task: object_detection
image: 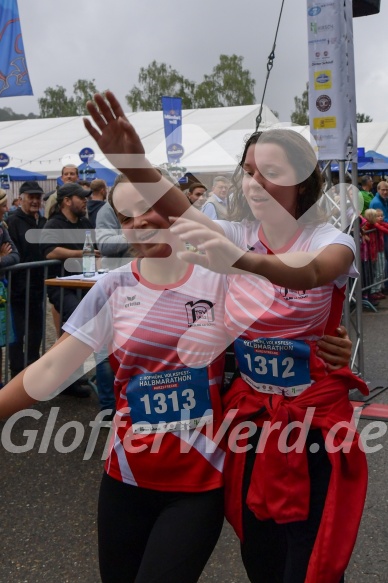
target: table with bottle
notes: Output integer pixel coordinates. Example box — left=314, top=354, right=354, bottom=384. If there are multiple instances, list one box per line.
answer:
left=44, top=229, right=106, bottom=289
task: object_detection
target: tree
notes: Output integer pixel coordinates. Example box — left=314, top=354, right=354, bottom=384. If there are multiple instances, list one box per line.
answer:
left=0, top=107, right=38, bottom=121
left=38, top=79, right=99, bottom=118
left=125, top=55, right=256, bottom=111
left=73, top=79, right=99, bottom=115
left=356, top=112, right=373, bottom=123
left=126, top=61, right=196, bottom=111
left=194, top=54, right=256, bottom=108
left=290, top=83, right=309, bottom=125
left=38, top=85, right=76, bottom=117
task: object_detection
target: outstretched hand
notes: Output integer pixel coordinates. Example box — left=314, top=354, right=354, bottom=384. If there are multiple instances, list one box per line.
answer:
left=170, top=217, right=247, bottom=274
left=84, top=91, right=146, bottom=171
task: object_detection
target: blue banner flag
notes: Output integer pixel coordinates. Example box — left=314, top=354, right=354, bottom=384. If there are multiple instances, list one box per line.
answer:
left=0, top=0, right=33, bottom=97
left=161, top=96, right=183, bottom=163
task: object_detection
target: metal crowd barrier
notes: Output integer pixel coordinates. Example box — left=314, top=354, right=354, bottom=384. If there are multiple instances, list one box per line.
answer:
left=359, top=227, right=388, bottom=312
left=0, top=259, right=63, bottom=383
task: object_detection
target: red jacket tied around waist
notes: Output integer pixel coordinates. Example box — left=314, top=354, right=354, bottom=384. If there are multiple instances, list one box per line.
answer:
left=222, top=367, right=368, bottom=583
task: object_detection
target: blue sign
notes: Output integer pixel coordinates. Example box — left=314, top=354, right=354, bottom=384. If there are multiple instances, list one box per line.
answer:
left=316, top=74, right=330, bottom=85
left=162, top=96, right=183, bottom=163
left=79, top=147, right=95, bottom=164
left=308, top=6, right=321, bottom=16
left=167, top=143, right=185, bottom=161
left=0, top=153, right=10, bottom=168
left=0, top=0, right=33, bottom=97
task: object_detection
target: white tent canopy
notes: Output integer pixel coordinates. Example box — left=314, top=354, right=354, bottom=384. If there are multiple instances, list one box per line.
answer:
left=0, top=104, right=279, bottom=179
left=3, top=106, right=388, bottom=179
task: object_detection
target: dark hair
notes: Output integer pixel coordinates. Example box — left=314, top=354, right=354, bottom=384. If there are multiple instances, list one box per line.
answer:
left=229, top=129, right=324, bottom=223
left=188, top=182, right=206, bottom=193
left=360, top=175, right=372, bottom=187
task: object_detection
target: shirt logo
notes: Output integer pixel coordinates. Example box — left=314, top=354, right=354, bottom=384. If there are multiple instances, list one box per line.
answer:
left=125, top=295, right=140, bottom=307
left=185, top=300, right=215, bottom=327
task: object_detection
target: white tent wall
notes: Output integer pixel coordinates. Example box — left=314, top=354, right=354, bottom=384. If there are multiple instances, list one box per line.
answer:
left=3, top=115, right=387, bottom=182
left=0, top=104, right=279, bottom=179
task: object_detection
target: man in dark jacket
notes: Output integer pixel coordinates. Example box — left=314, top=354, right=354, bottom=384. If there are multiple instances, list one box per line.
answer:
left=8, top=181, right=46, bottom=377
left=40, top=182, right=96, bottom=397
left=87, top=178, right=108, bottom=228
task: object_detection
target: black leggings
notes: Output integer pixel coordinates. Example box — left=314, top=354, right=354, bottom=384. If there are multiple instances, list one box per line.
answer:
left=241, top=429, right=345, bottom=583
left=98, top=473, right=224, bottom=583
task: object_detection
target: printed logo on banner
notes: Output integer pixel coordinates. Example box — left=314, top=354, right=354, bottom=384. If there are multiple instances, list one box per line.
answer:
left=167, top=143, right=184, bottom=160
left=310, top=22, right=334, bottom=34
left=164, top=109, right=180, bottom=125
left=313, top=117, right=337, bottom=130
left=185, top=300, right=215, bottom=327
left=316, top=95, right=332, bottom=113
left=314, top=71, right=332, bottom=90
left=308, top=6, right=321, bottom=16
left=309, top=38, right=328, bottom=45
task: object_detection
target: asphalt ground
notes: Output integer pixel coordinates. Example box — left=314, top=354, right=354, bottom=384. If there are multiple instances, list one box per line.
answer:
left=1, top=304, right=388, bottom=583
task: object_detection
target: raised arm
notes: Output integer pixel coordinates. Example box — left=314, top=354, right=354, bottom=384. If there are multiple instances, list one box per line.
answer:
left=84, top=92, right=224, bottom=234
left=0, top=333, right=93, bottom=419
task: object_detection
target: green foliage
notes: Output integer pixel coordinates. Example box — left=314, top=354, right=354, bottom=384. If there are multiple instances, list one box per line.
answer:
left=126, top=61, right=196, bottom=111
left=0, top=106, right=37, bottom=121
left=126, top=54, right=256, bottom=111
left=73, top=79, right=99, bottom=115
left=194, top=55, right=256, bottom=108
left=290, top=83, right=309, bottom=125
left=356, top=112, right=373, bottom=123
left=38, top=85, right=76, bottom=117
left=38, top=79, right=99, bottom=118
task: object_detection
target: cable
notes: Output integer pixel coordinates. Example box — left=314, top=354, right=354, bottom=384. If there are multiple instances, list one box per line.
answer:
left=255, top=0, right=286, bottom=131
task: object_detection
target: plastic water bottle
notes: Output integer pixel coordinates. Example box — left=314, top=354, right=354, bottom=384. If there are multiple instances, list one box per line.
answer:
left=82, top=230, right=95, bottom=277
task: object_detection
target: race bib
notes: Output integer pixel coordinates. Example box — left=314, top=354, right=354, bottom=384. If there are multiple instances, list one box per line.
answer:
left=234, top=337, right=311, bottom=397
left=126, top=368, right=213, bottom=433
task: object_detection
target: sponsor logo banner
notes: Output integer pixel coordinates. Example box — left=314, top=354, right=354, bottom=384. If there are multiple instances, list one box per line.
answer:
left=307, top=0, right=357, bottom=160
left=161, top=96, right=183, bottom=164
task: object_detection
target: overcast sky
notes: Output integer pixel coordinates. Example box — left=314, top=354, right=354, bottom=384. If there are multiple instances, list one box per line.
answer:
left=1, top=0, right=387, bottom=122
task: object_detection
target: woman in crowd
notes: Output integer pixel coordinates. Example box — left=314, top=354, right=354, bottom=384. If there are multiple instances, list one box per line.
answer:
left=82, top=92, right=368, bottom=583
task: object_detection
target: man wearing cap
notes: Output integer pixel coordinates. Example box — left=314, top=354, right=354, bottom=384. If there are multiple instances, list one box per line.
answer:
left=44, top=164, right=79, bottom=219
left=8, top=181, right=47, bottom=377
left=87, top=179, right=108, bottom=228
left=40, top=183, right=97, bottom=397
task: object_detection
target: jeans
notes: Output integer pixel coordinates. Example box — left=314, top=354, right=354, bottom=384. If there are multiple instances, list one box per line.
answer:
left=9, top=299, right=43, bottom=375
left=94, top=345, right=115, bottom=411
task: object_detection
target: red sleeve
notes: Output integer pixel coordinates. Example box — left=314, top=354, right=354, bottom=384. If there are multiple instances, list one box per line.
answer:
left=375, top=222, right=388, bottom=234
